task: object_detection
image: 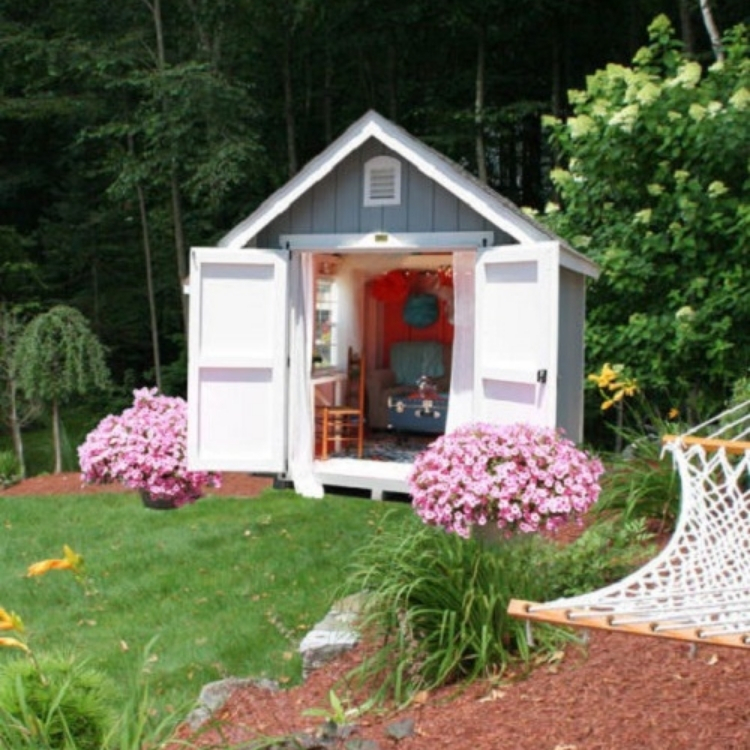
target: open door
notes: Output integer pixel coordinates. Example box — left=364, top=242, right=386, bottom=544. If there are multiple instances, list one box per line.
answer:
left=187, top=248, right=289, bottom=472
left=474, top=242, right=559, bottom=427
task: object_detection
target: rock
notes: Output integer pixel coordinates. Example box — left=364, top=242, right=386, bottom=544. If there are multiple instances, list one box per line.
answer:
left=385, top=717, right=416, bottom=740
left=299, top=593, right=366, bottom=678
left=186, top=676, right=278, bottom=730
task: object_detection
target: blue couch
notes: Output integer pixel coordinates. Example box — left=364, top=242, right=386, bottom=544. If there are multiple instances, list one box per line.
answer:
left=367, top=341, right=451, bottom=431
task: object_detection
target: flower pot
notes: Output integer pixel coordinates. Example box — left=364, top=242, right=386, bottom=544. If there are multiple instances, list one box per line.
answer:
left=471, top=522, right=503, bottom=547
left=140, top=491, right=176, bottom=510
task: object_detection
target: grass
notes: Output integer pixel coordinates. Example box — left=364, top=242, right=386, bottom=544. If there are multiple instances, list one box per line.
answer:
left=0, top=489, right=412, bottom=715
left=0, top=403, right=104, bottom=477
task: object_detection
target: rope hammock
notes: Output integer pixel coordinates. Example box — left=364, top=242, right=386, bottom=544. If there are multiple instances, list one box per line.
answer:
left=508, top=400, right=750, bottom=649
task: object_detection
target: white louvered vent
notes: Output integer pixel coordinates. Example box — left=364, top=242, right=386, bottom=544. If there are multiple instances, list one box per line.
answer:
left=364, top=156, right=401, bottom=206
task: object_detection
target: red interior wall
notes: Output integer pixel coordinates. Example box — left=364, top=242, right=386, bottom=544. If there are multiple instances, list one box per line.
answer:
left=380, top=299, right=453, bottom=368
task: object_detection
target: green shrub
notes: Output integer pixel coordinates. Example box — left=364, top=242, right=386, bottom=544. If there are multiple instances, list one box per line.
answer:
left=595, top=432, right=680, bottom=531
left=536, top=517, right=656, bottom=599
left=0, top=654, right=116, bottom=750
left=0, top=451, right=21, bottom=488
left=720, top=377, right=750, bottom=435
left=344, top=512, right=655, bottom=706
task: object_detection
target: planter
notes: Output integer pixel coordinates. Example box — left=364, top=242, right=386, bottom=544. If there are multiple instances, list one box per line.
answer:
left=140, top=491, right=177, bottom=510
left=471, top=522, right=503, bottom=548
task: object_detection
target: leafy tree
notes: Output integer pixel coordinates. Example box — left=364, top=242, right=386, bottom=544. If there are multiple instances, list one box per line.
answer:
left=12, top=306, right=111, bottom=473
left=0, top=307, right=41, bottom=477
left=542, top=16, right=750, bottom=415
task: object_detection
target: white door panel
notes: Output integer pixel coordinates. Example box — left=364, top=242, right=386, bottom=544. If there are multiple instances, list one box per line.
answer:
left=188, top=248, right=289, bottom=472
left=475, top=243, right=558, bottom=427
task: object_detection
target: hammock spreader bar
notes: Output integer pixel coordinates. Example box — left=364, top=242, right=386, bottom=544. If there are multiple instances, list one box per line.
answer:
left=507, top=598, right=750, bottom=648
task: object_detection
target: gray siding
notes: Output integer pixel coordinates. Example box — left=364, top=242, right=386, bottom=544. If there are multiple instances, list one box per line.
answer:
left=556, top=267, right=587, bottom=443
left=257, top=140, right=513, bottom=247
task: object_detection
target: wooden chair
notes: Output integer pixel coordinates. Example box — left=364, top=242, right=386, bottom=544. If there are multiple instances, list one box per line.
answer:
left=318, top=349, right=366, bottom=460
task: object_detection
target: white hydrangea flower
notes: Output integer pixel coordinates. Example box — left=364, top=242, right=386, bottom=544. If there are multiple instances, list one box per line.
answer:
left=667, top=61, right=702, bottom=89
left=634, top=208, right=653, bottom=225
left=568, top=114, right=596, bottom=139
left=675, top=306, right=695, bottom=322
left=729, top=87, right=750, bottom=110
left=707, top=181, right=729, bottom=198
left=608, top=104, right=639, bottom=132
left=636, top=82, right=661, bottom=106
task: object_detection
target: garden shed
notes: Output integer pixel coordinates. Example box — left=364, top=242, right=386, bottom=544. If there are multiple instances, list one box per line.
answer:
left=186, top=110, right=599, bottom=498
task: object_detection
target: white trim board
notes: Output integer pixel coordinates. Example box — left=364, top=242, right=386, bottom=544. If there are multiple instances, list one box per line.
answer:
left=279, top=231, right=495, bottom=251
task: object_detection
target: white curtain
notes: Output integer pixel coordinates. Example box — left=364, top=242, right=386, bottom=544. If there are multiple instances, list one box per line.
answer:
left=446, top=250, right=476, bottom=432
left=289, top=252, right=324, bottom=498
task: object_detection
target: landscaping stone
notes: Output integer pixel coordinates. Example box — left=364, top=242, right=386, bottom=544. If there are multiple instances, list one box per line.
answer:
left=299, top=593, right=366, bottom=679
left=186, top=676, right=279, bottom=730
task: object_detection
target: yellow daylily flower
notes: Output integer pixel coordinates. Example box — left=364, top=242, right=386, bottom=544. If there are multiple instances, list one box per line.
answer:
left=0, top=637, right=29, bottom=653
left=27, top=545, right=84, bottom=578
left=668, top=407, right=680, bottom=420
left=63, top=545, right=84, bottom=571
left=588, top=363, right=619, bottom=389
left=0, top=608, right=24, bottom=633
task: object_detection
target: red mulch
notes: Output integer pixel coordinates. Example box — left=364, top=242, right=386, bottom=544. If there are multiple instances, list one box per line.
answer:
left=0, top=471, right=273, bottom=498
left=5, top=473, right=750, bottom=749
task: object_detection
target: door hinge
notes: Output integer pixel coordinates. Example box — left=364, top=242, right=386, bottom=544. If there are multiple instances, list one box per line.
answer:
left=536, top=369, right=548, bottom=384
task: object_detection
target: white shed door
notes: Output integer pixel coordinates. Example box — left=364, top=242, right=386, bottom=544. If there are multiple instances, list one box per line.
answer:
left=474, top=243, right=559, bottom=427
left=187, top=248, right=289, bottom=472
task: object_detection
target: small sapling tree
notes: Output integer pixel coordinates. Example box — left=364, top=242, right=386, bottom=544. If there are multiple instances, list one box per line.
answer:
left=0, top=307, right=41, bottom=477
left=13, top=306, right=110, bottom=473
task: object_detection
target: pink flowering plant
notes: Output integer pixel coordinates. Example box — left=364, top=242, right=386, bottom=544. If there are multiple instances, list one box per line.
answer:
left=409, top=422, right=604, bottom=538
left=78, top=388, right=220, bottom=507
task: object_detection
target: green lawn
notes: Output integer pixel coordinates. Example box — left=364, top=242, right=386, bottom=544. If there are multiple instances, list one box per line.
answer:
left=0, top=489, right=411, bottom=714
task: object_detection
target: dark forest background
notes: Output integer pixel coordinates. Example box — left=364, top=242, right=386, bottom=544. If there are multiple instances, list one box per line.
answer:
left=1, top=0, right=747, bottom=393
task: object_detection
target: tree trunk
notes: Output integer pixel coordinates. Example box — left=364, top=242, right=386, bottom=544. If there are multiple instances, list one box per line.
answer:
left=551, top=22, right=564, bottom=118
left=678, top=0, right=696, bottom=56
left=130, top=134, right=163, bottom=390
left=474, top=25, right=487, bottom=184
left=387, top=42, right=398, bottom=122
left=282, top=33, right=298, bottom=177
left=52, top=398, right=62, bottom=474
left=8, top=381, right=26, bottom=478
left=323, top=42, right=333, bottom=143
left=170, top=173, right=189, bottom=334
left=699, top=0, right=724, bottom=62
left=145, top=0, right=190, bottom=335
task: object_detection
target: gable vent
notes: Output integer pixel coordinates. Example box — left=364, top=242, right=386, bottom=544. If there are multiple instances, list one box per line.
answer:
left=364, top=155, right=401, bottom=206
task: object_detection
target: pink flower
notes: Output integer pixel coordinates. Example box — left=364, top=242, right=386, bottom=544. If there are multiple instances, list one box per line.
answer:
left=78, top=388, right=221, bottom=507
left=408, top=422, right=603, bottom=538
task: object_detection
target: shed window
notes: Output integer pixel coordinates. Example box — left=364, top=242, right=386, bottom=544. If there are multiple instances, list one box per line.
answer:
left=364, top=156, right=401, bottom=207
left=313, top=275, right=338, bottom=370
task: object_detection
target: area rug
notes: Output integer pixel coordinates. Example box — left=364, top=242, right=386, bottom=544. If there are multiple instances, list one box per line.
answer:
left=330, top=435, right=434, bottom=463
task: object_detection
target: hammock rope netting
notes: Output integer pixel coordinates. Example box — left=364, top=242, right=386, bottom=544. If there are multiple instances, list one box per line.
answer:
left=508, top=401, right=750, bottom=649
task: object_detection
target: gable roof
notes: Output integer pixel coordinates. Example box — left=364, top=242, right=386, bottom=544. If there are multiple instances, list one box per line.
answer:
left=219, top=110, right=597, bottom=276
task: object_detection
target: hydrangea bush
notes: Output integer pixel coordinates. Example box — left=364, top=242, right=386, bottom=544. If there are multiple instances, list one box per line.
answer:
left=409, top=422, right=604, bottom=538
left=78, top=388, right=220, bottom=507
